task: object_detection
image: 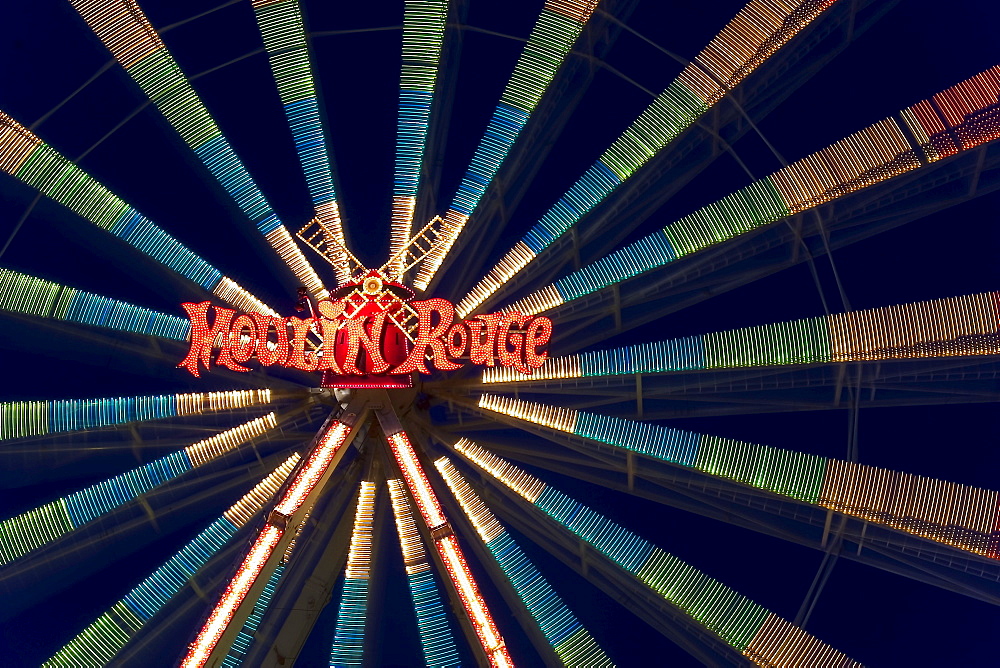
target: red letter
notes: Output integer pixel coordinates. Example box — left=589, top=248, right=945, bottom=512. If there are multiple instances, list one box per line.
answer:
left=468, top=313, right=503, bottom=366
left=341, top=312, right=391, bottom=375
left=251, top=313, right=289, bottom=367
left=316, top=300, right=345, bottom=372
left=497, top=312, right=530, bottom=374
left=392, top=298, right=461, bottom=373
left=524, top=316, right=552, bottom=369
left=445, top=321, right=469, bottom=359
left=178, top=301, right=241, bottom=376
left=288, top=316, right=318, bottom=371
left=229, top=314, right=258, bottom=364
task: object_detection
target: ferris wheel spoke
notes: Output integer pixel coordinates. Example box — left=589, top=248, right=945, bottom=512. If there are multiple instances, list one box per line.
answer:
left=328, top=479, right=378, bottom=666
left=0, top=265, right=190, bottom=338
left=386, top=477, right=463, bottom=666
left=42, top=453, right=299, bottom=667
left=456, top=0, right=842, bottom=317
left=473, top=393, right=1000, bottom=562
left=448, top=427, right=1000, bottom=607
left=218, top=440, right=370, bottom=667
left=413, top=0, right=602, bottom=291
left=435, top=455, right=614, bottom=667
left=386, top=0, right=450, bottom=277
left=503, top=67, right=1000, bottom=319
left=68, top=0, right=329, bottom=299
left=0, top=389, right=273, bottom=442
left=0, top=413, right=277, bottom=569
left=0, top=111, right=279, bottom=316
left=250, top=0, right=352, bottom=286
left=452, top=438, right=861, bottom=666
left=479, top=291, right=1000, bottom=387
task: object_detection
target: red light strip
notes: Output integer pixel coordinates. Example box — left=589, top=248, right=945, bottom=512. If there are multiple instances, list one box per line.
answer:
left=181, top=525, right=283, bottom=668
left=275, top=422, right=350, bottom=515
left=182, top=418, right=352, bottom=666
left=389, top=432, right=447, bottom=528
left=387, top=432, right=513, bottom=667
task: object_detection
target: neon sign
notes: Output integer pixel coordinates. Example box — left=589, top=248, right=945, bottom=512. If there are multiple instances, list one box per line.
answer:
left=178, top=273, right=552, bottom=388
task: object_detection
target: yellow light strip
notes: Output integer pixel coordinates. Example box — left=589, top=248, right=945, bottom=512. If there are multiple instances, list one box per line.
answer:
left=67, top=0, right=163, bottom=68
left=453, top=438, right=546, bottom=504
left=184, top=413, right=277, bottom=467
left=0, top=110, right=41, bottom=173
left=456, top=242, right=537, bottom=318
left=390, top=196, right=417, bottom=275
left=223, top=454, right=300, bottom=527
left=175, top=389, right=272, bottom=416
left=346, top=481, right=377, bottom=579
left=263, top=226, right=330, bottom=299
left=434, top=458, right=504, bottom=544
left=482, top=355, right=580, bottom=383
left=503, top=284, right=563, bottom=318
left=387, top=478, right=431, bottom=574
left=478, top=393, right=577, bottom=433
left=211, top=277, right=281, bottom=318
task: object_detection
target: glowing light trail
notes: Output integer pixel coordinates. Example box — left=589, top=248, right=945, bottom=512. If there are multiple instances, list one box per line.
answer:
left=436, top=457, right=612, bottom=666
left=386, top=430, right=513, bottom=667
left=455, top=439, right=861, bottom=666
left=44, top=455, right=299, bottom=667
left=69, top=0, right=328, bottom=298
left=477, top=395, right=1000, bottom=558
left=501, top=67, right=1000, bottom=316
left=414, top=0, right=602, bottom=290
left=482, top=292, right=1000, bottom=383
left=457, top=0, right=840, bottom=314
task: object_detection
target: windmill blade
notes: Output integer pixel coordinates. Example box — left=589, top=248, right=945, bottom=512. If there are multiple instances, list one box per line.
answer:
left=413, top=0, right=603, bottom=291
left=0, top=112, right=276, bottom=316
left=69, top=0, right=329, bottom=299
left=44, top=454, right=299, bottom=667
left=453, top=438, right=861, bottom=666
left=379, top=214, right=445, bottom=282
left=475, top=393, right=1000, bottom=560
left=477, top=291, right=1000, bottom=385
left=0, top=389, right=272, bottom=442
left=296, top=216, right=367, bottom=280
left=456, top=0, right=842, bottom=315
left=251, top=0, right=352, bottom=286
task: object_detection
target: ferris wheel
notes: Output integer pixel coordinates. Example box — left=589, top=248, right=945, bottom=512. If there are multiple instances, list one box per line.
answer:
left=1, top=0, right=998, bottom=665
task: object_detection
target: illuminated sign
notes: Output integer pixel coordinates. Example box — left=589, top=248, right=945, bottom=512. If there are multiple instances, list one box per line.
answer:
left=178, top=274, right=552, bottom=387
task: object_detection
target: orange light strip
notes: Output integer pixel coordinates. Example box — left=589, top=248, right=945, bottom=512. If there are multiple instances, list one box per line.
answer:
left=274, top=422, right=350, bottom=515
left=181, top=524, right=283, bottom=668
left=387, top=432, right=513, bottom=667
